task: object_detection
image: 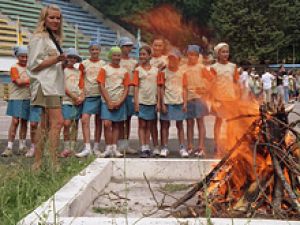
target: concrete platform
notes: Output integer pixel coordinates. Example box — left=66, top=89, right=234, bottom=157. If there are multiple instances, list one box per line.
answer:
left=18, top=158, right=299, bottom=225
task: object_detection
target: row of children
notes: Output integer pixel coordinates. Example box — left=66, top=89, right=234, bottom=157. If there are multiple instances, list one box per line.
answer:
left=2, top=37, right=239, bottom=160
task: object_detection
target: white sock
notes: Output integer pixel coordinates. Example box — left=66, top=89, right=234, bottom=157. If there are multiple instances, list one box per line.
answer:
left=111, top=144, right=117, bottom=151
left=141, top=145, right=147, bottom=151
left=30, top=143, right=35, bottom=150
left=105, top=145, right=111, bottom=152
left=64, top=141, right=70, bottom=150
left=93, top=142, right=99, bottom=151
left=7, top=141, right=13, bottom=149
left=19, top=139, right=25, bottom=149
left=85, top=143, right=91, bottom=151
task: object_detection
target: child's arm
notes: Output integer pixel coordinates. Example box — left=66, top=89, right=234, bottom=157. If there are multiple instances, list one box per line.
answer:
left=132, top=70, right=139, bottom=112
left=114, top=72, right=130, bottom=108
left=182, top=74, right=188, bottom=112
left=10, top=67, right=30, bottom=86
left=97, top=68, right=114, bottom=109
left=157, top=71, right=165, bottom=113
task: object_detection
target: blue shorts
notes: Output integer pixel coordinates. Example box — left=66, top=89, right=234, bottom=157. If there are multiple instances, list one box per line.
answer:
left=138, top=104, right=157, bottom=121
left=187, top=98, right=209, bottom=119
left=160, top=104, right=186, bottom=121
left=62, top=104, right=82, bottom=120
left=126, top=95, right=136, bottom=117
left=29, top=105, right=42, bottom=122
left=6, top=99, right=30, bottom=120
left=82, top=96, right=101, bottom=115
left=101, top=102, right=127, bottom=122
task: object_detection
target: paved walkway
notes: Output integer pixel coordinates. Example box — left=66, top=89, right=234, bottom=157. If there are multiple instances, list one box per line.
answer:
left=0, top=100, right=299, bottom=158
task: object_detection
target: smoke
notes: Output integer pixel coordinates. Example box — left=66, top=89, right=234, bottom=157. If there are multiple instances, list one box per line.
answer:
left=123, top=4, right=211, bottom=51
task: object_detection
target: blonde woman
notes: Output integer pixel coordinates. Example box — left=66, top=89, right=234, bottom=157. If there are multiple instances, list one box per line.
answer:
left=27, top=4, right=66, bottom=170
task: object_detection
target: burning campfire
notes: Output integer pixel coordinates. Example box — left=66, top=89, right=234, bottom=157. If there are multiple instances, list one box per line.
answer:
left=171, top=102, right=300, bottom=220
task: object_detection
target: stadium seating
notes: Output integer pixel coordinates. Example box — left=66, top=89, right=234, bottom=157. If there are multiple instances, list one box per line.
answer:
left=41, top=0, right=118, bottom=46
left=0, top=17, right=29, bottom=56
left=0, top=0, right=91, bottom=57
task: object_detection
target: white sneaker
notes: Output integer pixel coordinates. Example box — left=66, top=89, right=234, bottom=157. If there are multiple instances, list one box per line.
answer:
left=179, top=148, right=189, bottom=158
left=93, top=148, right=102, bottom=157
left=75, top=148, right=92, bottom=158
left=160, top=147, right=169, bottom=158
left=25, top=147, right=35, bottom=158
left=153, top=147, right=160, bottom=156
left=111, top=145, right=123, bottom=158
left=99, top=146, right=113, bottom=158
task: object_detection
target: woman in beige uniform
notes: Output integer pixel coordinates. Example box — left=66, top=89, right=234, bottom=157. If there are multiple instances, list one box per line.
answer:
left=27, top=4, right=66, bottom=170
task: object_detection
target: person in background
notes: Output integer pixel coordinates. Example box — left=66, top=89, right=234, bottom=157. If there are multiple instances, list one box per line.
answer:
left=276, top=64, right=285, bottom=102
left=76, top=41, right=106, bottom=157
left=2, top=46, right=30, bottom=157
left=271, top=70, right=278, bottom=105
left=118, top=37, right=138, bottom=154
left=27, top=4, right=66, bottom=170
left=283, top=71, right=289, bottom=103
left=60, top=48, right=84, bottom=158
left=261, top=68, right=274, bottom=108
left=288, top=70, right=296, bottom=102
left=98, top=47, right=129, bottom=158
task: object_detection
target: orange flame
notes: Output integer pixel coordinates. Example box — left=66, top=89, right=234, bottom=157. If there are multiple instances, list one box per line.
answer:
left=123, top=4, right=210, bottom=50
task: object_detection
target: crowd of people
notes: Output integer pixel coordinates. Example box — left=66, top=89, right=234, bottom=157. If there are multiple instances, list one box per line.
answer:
left=239, top=66, right=300, bottom=107
left=2, top=4, right=299, bottom=170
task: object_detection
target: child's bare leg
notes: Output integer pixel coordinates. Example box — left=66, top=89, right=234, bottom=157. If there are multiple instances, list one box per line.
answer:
left=187, top=119, right=194, bottom=151
left=33, top=111, right=46, bottom=170
left=161, top=120, right=170, bottom=147
left=196, top=117, right=206, bottom=150
left=63, top=120, right=71, bottom=142
left=94, top=114, right=102, bottom=143
left=138, top=119, right=146, bottom=146
left=103, top=120, right=113, bottom=145
left=8, top=117, right=19, bottom=142
left=150, top=118, right=159, bottom=147
left=81, top=113, right=91, bottom=144
left=19, top=119, right=28, bottom=141
left=176, top=120, right=184, bottom=146
left=112, top=122, right=120, bottom=145
left=214, top=117, right=222, bottom=151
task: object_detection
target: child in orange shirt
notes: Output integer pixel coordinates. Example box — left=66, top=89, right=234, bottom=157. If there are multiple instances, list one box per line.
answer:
left=97, top=47, right=129, bottom=157
left=182, top=45, right=210, bottom=157
left=118, top=37, right=138, bottom=154
left=133, top=45, right=160, bottom=158
left=158, top=49, right=188, bottom=157
left=2, top=46, right=30, bottom=157
left=76, top=41, right=106, bottom=158
left=60, top=48, right=84, bottom=157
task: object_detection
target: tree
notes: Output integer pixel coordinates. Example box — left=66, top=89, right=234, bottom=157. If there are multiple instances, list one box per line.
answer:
left=210, top=0, right=300, bottom=64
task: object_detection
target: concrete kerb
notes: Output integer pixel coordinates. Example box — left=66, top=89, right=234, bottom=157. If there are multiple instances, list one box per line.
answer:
left=18, top=158, right=299, bottom=225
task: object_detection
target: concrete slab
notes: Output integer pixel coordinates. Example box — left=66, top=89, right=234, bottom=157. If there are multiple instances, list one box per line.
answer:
left=18, top=158, right=299, bottom=225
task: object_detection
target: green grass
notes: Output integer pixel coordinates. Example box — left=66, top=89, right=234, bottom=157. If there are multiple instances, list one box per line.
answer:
left=0, top=155, right=94, bottom=225
left=92, top=206, right=126, bottom=215
left=161, top=183, right=190, bottom=193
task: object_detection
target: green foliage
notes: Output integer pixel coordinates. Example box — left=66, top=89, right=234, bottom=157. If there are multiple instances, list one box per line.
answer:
left=86, top=0, right=212, bottom=25
left=210, top=0, right=300, bottom=63
left=0, top=156, right=93, bottom=225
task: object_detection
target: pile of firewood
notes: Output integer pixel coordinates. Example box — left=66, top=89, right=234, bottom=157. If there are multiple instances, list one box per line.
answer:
left=171, top=103, right=300, bottom=220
